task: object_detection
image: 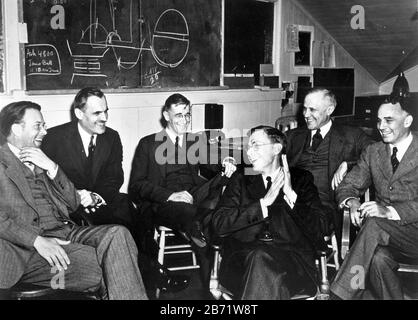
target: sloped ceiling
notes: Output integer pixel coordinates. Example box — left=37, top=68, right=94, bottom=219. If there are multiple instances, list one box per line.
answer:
left=296, top=0, right=418, bottom=83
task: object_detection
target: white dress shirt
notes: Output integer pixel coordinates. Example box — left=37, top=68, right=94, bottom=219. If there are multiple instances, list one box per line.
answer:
left=259, top=167, right=298, bottom=218
left=78, top=123, right=97, bottom=157
left=310, top=120, right=332, bottom=147
left=8, top=143, right=58, bottom=179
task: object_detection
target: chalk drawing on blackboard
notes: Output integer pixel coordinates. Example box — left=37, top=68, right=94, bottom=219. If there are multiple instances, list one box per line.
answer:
left=25, top=44, right=61, bottom=76
left=66, top=40, right=109, bottom=85
left=71, top=2, right=189, bottom=71
left=151, top=9, right=190, bottom=68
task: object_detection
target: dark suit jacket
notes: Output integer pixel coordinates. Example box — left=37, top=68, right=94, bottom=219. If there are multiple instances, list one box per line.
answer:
left=42, top=121, right=124, bottom=203
left=336, top=132, right=418, bottom=225
left=212, top=168, right=327, bottom=252
left=286, top=123, right=373, bottom=204
left=0, top=144, right=79, bottom=287
left=128, top=130, right=220, bottom=210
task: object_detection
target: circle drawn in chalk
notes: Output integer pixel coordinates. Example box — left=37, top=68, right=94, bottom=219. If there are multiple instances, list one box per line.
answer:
left=151, top=9, right=189, bottom=68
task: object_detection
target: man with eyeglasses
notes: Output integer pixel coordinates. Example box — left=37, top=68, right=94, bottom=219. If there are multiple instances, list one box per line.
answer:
left=212, top=125, right=328, bottom=299
left=0, top=101, right=147, bottom=299
left=286, top=87, right=373, bottom=247
left=42, top=87, right=189, bottom=297
left=129, top=93, right=236, bottom=289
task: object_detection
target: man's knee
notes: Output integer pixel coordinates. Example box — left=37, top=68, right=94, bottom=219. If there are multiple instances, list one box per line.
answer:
left=371, top=246, right=397, bottom=271
left=246, top=247, right=271, bottom=266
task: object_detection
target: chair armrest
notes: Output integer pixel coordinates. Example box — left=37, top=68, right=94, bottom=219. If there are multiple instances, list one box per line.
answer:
left=341, top=207, right=351, bottom=260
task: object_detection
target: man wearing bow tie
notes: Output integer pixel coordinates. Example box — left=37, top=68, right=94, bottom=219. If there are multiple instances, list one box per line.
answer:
left=286, top=88, right=373, bottom=245
left=331, top=95, right=418, bottom=300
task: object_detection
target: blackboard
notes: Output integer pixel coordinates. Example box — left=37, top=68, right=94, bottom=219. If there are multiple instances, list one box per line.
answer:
left=23, top=0, right=221, bottom=91
left=224, top=0, right=273, bottom=75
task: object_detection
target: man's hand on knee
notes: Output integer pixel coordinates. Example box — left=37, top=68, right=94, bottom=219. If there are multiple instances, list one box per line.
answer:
left=167, top=191, right=194, bottom=204
left=33, top=236, right=71, bottom=271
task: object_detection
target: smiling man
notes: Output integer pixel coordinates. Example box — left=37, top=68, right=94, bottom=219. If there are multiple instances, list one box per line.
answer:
left=286, top=87, right=373, bottom=246
left=212, top=125, right=328, bottom=299
left=0, top=101, right=147, bottom=299
left=330, top=95, right=418, bottom=300
left=129, top=93, right=236, bottom=289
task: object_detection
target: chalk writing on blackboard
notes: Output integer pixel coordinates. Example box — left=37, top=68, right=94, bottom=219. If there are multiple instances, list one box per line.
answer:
left=25, top=44, right=61, bottom=76
left=67, top=3, right=190, bottom=84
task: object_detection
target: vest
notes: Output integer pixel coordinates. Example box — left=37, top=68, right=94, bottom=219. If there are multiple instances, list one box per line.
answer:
left=296, top=132, right=330, bottom=203
left=20, top=163, right=72, bottom=239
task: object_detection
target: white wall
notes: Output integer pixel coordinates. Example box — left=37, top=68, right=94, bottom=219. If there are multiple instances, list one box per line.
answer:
left=0, top=88, right=282, bottom=193
left=0, top=0, right=283, bottom=192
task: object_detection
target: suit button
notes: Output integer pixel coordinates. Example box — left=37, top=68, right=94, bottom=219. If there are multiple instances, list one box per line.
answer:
left=389, top=186, right=393, bottom=191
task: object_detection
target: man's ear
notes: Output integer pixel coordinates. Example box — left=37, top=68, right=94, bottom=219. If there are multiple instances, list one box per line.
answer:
left=74, top=108, right=84, bottom=121
left=163, top=111, right=170, bottom=122
left=327, top=105, right=336, bottom=116
left=404, top=114, right=413, bottom=128
left=10, top=123, right=22, bottom=137
left=273, top=143, right=283, bottom=155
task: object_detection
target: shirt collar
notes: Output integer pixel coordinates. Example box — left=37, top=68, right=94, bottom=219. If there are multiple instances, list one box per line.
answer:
left=78, top=123, right=97, bottom=155
left=311, top=120, right=332, bottom=139
left=7, top=142, right=21, bottom=159
left=389, top=132, right=413, bottom=161
left=261, top=167, right=281, bottom=188
left=165, top=127, right=184, bottom=147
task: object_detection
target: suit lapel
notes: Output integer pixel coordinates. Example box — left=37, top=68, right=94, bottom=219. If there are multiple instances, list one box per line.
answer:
left=156, top=130, right=168, bottom=178
left=91, top=133, right=111, bottom=184
left=0, top=145, right=39, bottom=214
left=66, top=123, right=87, bottom=178
left=391, top=134, right=418, bottom=182
left=376, top=143, right=394, bottom=182
left=246, top=174, right=267, bottom=201
left=328, top=125, right=345, bottom=179
left=288, top=129, right=310, bottom=167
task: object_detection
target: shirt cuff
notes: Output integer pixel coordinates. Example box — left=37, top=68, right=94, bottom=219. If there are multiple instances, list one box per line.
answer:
left=46, top=163, right=58, bottom=180
left=387, top=206, right=401, bottom=221
left=283, top=190, right=297, bottom=209
left=259, top=199, right=269, bottom=219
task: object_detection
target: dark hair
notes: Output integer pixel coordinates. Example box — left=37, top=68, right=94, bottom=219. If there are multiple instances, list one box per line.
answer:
left=0, top=101, right=41, bottom=142
left=163, top=93, right=190, bottom=113
left=305, top=87, right=337, bottom=108
left=247, top=125, right=287, bottom=154
left=160, top=93, right=191, bottom=127
left=70, top=87, right=105, bottom=121
left=383, top=94, right=414, bottom=116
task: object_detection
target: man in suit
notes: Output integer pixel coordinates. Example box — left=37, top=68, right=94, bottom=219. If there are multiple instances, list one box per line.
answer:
left=129, top=93, right=236, bottom=286
left=330, top=95, right=418, bottom=300
left=212, top=126, right=328, bottom=299
left=0, top=101, right=147, bottom=299
left=286, top=87, right=373, bottom=243
left=41, top=87, right=188, bottom=296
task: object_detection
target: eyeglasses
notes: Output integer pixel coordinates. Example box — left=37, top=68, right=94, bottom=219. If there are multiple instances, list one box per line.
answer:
left=18, top=121, right=47, bottom=131
left=245, top=143, right=274, bottom=152
left=173, top=113, right=192, bottom=121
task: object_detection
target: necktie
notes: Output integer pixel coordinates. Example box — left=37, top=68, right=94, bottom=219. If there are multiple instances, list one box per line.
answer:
left=175, top=136, right=179, bottom=164
left=86, top=135, right=95, bottom=173
left=311, top=129, right=322, bottom=151
left=391, top=146, right=399, bottom=173
left=266, top=176, right=272, bottom=193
